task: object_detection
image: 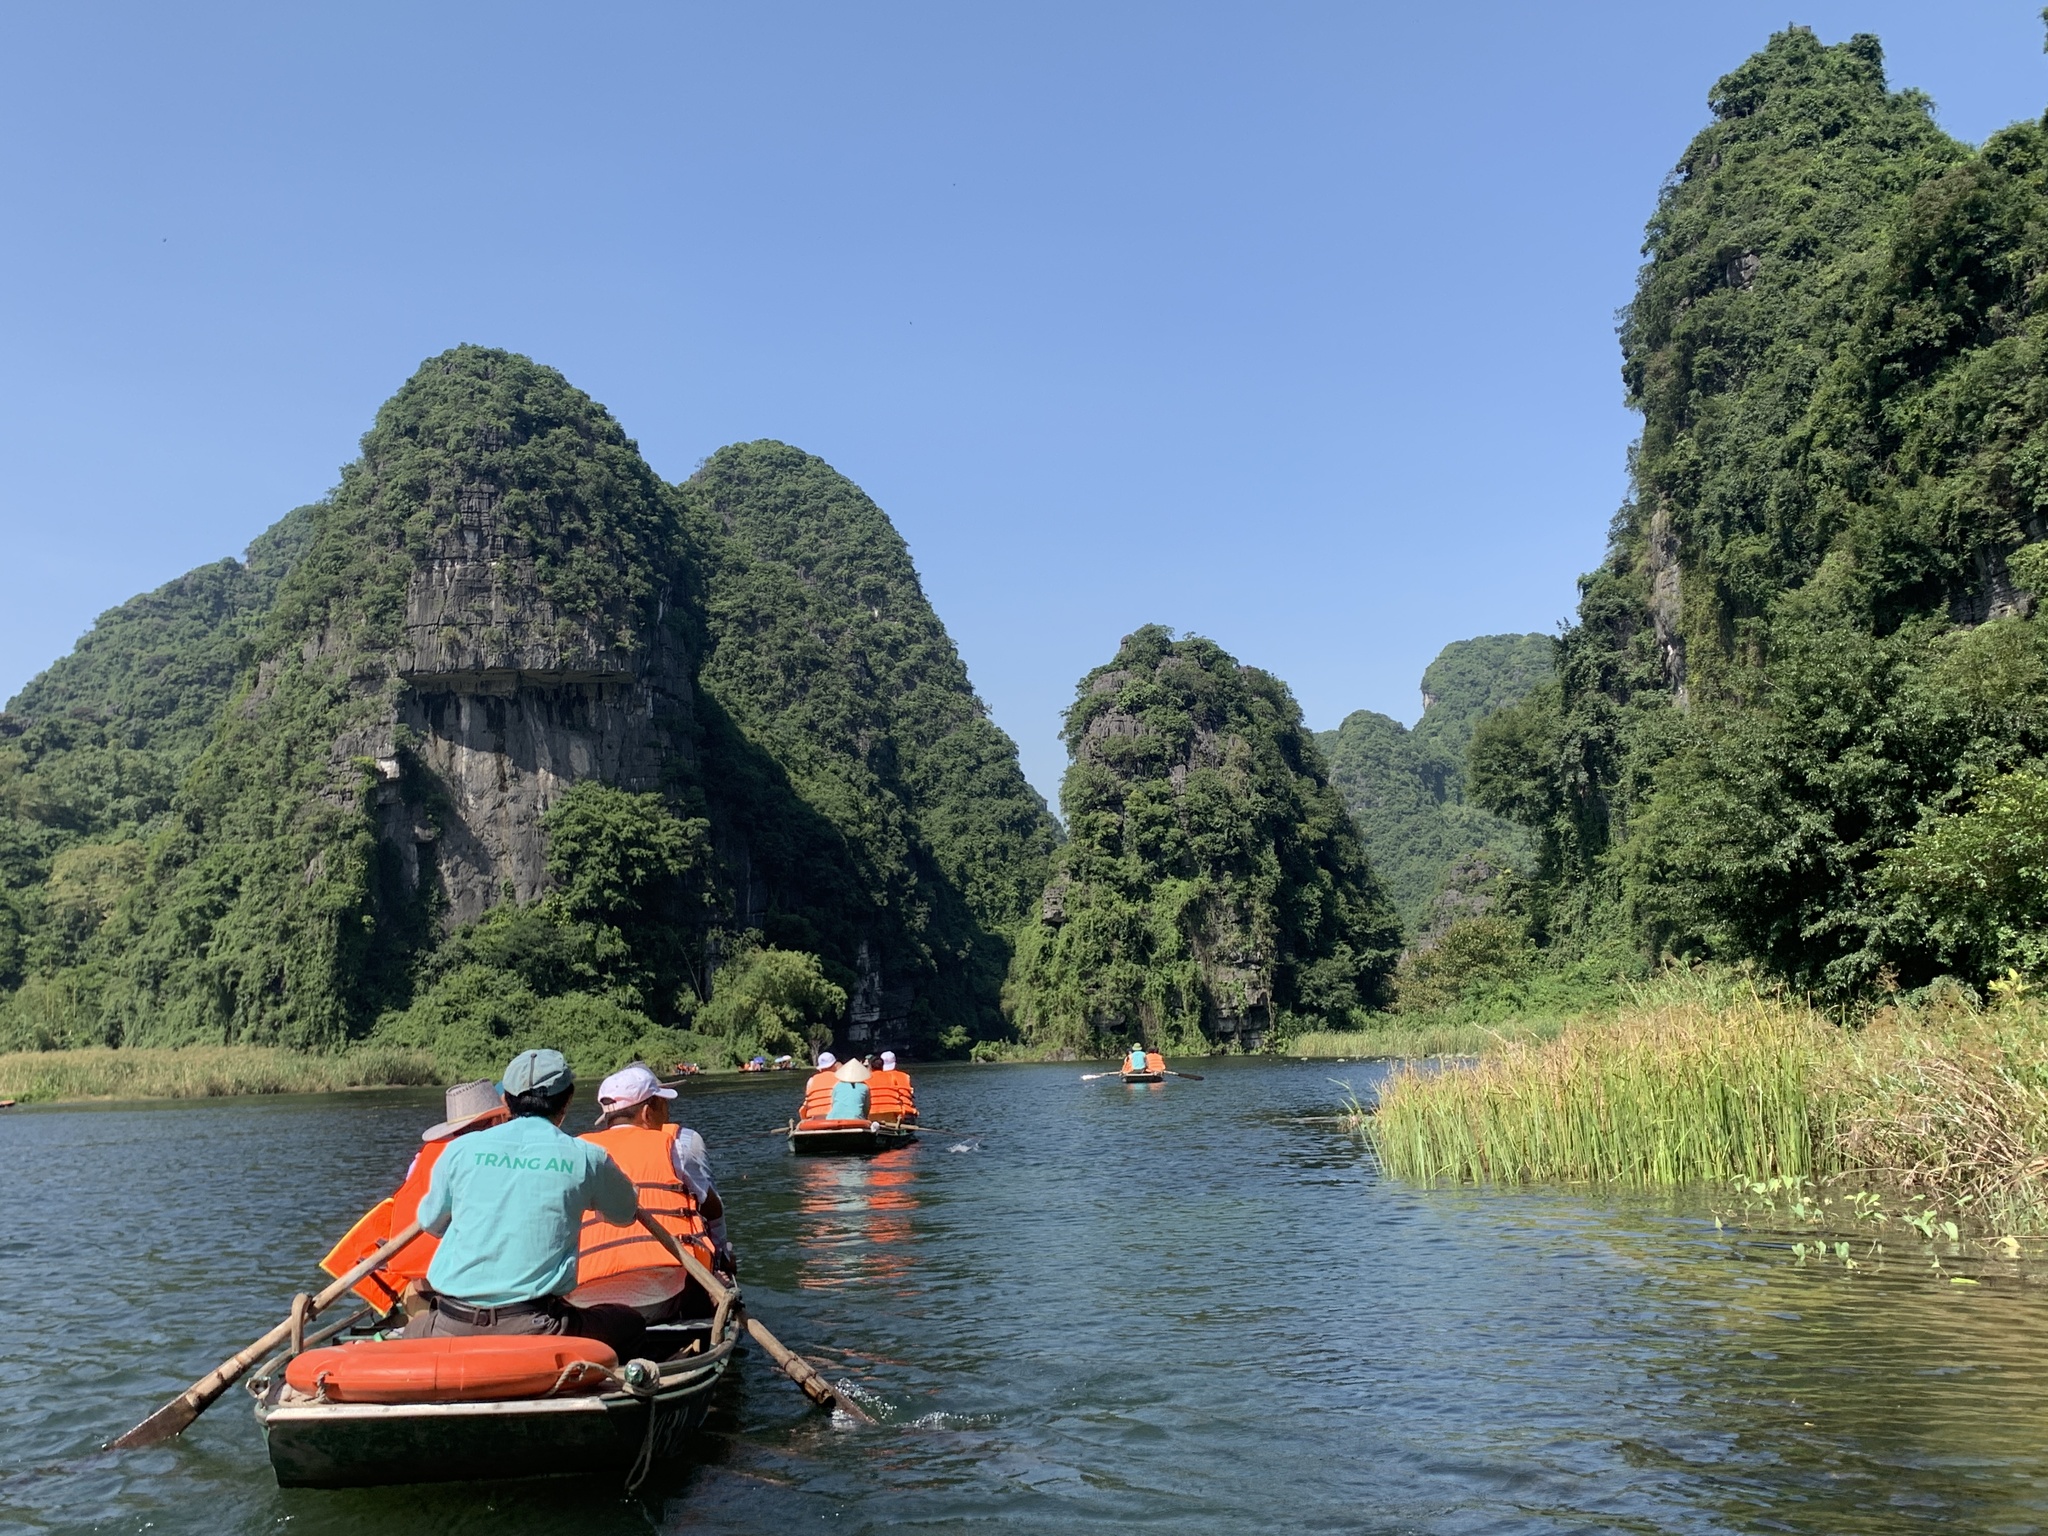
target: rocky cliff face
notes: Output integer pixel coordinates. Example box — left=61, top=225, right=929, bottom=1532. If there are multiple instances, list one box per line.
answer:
left=382, top=484, right=693, bottom=925
left=93, top=347, right=696, bottom=1045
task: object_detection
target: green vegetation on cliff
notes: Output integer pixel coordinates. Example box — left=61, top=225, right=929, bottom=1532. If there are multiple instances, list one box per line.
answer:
left=679, top=441, right=1058, bottom=1053
left=1, top=349, right=1053, bottom=1069
left=1317, top=634, right=1551, bottom=930
left=1470, top=28, right=2048, bottom=998
left=1006, top=626, right=1399, bottom=1053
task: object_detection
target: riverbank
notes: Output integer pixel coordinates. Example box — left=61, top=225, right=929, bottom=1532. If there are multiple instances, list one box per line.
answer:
left=0, top=1045, right=444, bottom=1104
left=1286, top=1017, right=1567, bottom=1059
left=1359, top=974, right=2048, bottom=1230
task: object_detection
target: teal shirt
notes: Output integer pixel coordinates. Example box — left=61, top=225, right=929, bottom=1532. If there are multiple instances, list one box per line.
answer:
left=417, top=1115, right=637, bottom=1306
left=828, top=1080, right=870, bottom=1119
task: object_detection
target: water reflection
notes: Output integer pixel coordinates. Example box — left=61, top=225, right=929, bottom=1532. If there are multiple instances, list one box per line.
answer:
left=792, top=1148, right=920, bottom=1296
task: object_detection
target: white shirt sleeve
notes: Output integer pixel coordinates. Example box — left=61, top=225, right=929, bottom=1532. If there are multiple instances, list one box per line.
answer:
left=669, top=1127, right=713, bottom=1201
left=670, top=1127, right=729, bottom=1252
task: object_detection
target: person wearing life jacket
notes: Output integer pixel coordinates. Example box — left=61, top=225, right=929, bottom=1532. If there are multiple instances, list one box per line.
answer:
left=406, top=1048, right=646, bottom=1358
left=319, top=1078, right=508, bottom=1317
left=1143, top=1049, right=1166, bottom=1075
left=798, top=1051, right=839, bottom=1121
left=571, top=1063, right=728, bottom=1321
left=828, top=1056, right=872, bottom=1119
left=867, top=1050, right=917, bottom=1122
left=1127, top=1043, right=1148, bottom=1073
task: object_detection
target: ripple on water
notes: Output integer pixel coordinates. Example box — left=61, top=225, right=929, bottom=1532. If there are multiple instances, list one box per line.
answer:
left=6, top=1062, right=2048, bottom=1534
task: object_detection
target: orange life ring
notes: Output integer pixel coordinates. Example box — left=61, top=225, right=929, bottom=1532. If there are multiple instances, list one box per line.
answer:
left=284, top=1335, right=619, bottom=1403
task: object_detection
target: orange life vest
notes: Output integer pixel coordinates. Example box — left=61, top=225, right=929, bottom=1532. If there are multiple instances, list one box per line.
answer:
left=800, top=1070, right=837, bottom=1120
left=575, top=1124, right=713, bottom=1284
left=320, top=1130, right=480, bottom=1311
left=1144, top=1051, right=1165, bottom=1074
left=868, top=1068, right=916, bottom=1121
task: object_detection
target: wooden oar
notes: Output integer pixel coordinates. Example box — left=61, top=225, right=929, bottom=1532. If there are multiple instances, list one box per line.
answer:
left=633, top=1213, right=874, bottom=1423
left=1165, top=1070, right=1205, bottom=1081
left=109, top=1220, right=424, bottom=1450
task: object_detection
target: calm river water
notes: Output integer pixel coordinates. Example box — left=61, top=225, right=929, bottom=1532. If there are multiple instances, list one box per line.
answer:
left=5, top=1058, right=2048, bottom=1533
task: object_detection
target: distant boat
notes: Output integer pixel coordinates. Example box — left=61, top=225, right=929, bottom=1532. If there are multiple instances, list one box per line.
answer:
left=1118, top=1070, right=1166, bottom=1084
left=786, top=1117, right=918, bottom=1155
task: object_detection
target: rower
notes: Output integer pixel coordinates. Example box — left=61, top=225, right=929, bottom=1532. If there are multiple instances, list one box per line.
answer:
left=1127, top=1042, right=1147, bottom=1073
left=799, top=1051, right=839, bottom=1120
left=828, top=1057, right=872, bottom=1119
left=406, top=1048, right=646, bottom=1358
left=867, top=1050, right=917, bottom=1123
left=570, top=1063, right=728, bottom=1321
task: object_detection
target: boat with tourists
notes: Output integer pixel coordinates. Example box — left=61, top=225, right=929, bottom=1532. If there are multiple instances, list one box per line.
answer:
left=249, top=1311, right=740, bottom=1488
left=786, top=1117, right=919, bottom=1155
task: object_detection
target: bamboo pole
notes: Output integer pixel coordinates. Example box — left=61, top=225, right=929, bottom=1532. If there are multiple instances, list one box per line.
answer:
left=633, top=1212, right=873, bottom=1424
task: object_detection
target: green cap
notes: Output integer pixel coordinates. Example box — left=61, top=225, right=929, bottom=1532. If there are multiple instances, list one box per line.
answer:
left=503, top=1047, right=573, bottom=1096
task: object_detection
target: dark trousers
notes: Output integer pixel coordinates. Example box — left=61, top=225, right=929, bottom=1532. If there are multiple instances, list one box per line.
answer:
left=407, top=1296, right=648, bottom=1361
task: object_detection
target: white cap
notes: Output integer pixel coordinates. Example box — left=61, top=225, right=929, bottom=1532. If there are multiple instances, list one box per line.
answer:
left=595, top=1062, right=676, bottom=1114
left=880, top=1051, right=897, bottom=1068
left=816, top=1051, right=837, bottom=1069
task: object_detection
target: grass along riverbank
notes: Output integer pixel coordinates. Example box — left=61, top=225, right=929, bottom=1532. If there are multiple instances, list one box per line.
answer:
left=0, top=1045, right=444, bottom=1104
left=1358, top=973, right=2048, bottom=1229
left=1287, top=1017, right=1569, bottom=1060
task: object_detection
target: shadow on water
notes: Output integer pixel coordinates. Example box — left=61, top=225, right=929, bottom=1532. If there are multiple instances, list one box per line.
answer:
left=5, top=1060, right=2048, bottom=1533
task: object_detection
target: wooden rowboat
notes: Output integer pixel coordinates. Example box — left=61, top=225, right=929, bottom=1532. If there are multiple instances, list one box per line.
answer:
left=251, top=1313, right=737, bottom=1488
left=1119, top=1070, right=1166, bottom=1084
left=786, top=1117, right=918, bottom=1155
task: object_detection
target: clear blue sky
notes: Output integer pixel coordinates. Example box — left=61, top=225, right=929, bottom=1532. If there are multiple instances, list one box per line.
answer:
left=2, top=2, right=2043, bottom=804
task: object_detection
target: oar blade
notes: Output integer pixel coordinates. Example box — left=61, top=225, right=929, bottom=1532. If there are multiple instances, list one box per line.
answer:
left=107, top=1395, right=202, bottom=1450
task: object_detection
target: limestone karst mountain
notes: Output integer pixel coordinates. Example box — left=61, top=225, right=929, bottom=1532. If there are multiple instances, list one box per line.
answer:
left=1005, top=625, right=1400, bottom=1052
left=1317, top=634, right=1551, bottom=932
left=0, top=346, right=1054, bottom=1058
left=1472, top=28, right=2048, bottom=995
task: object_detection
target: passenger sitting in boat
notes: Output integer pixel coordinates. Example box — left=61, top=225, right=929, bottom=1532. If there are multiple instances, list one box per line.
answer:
left=1144, top=1049, right=1166, bottom=1075
left=828, top=1057, right=872, bottom=1119
left=571, top=1063, right=729, bottom=1320
left=799, top=1052, right=839, bottom=1119
left=321, top=1078, right=508, bottom=1317
left=406, top=1048, right=647, bottom=1358
left=867, top=1051, right=917, bottom=1122
left=1127, top=1043, right=1147, bottom=1073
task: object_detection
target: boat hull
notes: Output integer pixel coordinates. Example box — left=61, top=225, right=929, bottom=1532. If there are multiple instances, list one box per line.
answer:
left=259, top=1383, right=715, bottom=1487
left=1119, top=1071, right=1166, bottom=1084
left=254, top=1322, right=732, bottom=1487
left=787, top=1121, right=918, bottom=1155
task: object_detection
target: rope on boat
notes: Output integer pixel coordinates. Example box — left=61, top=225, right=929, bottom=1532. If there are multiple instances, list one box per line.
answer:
left=541, top=1359, right=616, bottom=1398
left=615, top=1356, right=666, bottom=1494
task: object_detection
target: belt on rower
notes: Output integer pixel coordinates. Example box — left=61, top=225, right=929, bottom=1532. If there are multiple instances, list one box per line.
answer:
left=430, top=1294, right=565, bottom=1326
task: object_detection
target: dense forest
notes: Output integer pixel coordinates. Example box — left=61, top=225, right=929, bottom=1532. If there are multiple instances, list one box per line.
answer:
left=1006, top=626, right=1400, bottom=1053
left=0, top=347, right=1055, bottom=1067
left=1469, top=27, right=2048, bottom=1000
left=1317, top=634, right=1551, bottom=930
